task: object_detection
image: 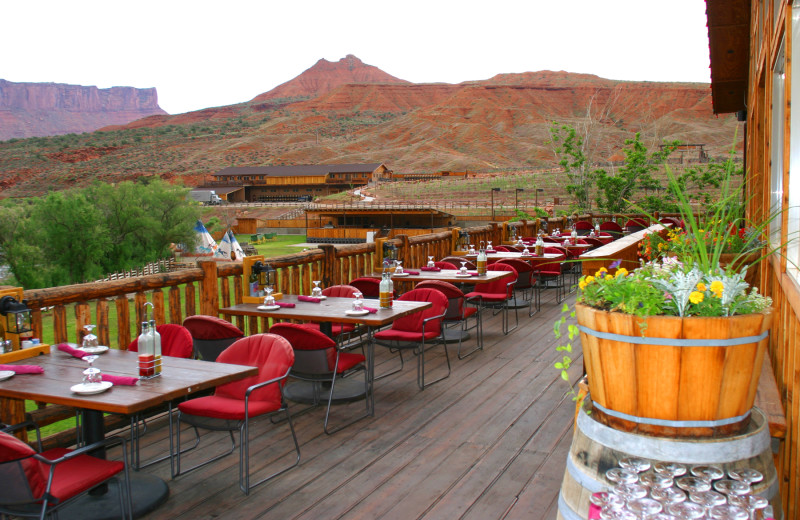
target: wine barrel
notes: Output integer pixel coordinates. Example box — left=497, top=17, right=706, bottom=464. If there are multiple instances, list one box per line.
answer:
left=557, top=404, right=780, bottom=520
left=576, top=303, right=773, bottom=437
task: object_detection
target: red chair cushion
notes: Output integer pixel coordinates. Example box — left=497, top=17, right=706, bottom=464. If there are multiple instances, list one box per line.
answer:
left=433, top=261, right=457, bottom=270
left=0, top=432, right=47, bottom=499
left=349, top=278, right=382, bottom=298
left=387, top=288, right=448, bottom=336
left=335, top=351, right=366, bottom=372
left=128, top=324, right=193, bottom=358
left=213, top=334, right=294, bottom=405
left=178, top=394, right=281, bottom=420
left=373, top=330, right=441, bottom=342
left=40, top=447, right=124, bottom=502
left=471, top=264, right=516, bottom=297
left=270, top=323, right=361, bottom=373
left=300, top=322, right=357, bottom=336
left=182, top=315, right=244, bottom=340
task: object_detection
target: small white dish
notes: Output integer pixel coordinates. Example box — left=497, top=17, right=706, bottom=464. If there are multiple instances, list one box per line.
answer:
left=0, top=370, right=15, bottom=382
left=345, top=309, right=370, bottom=316
left=77, top=346, right=109, bottom=355
left=455, top=273, right=472, bottom=277
left=392, top=272, right=409, bottom=277
left=70, top=381, right=113, bottom=395
left=257, top=305, right=281, bottom=311
left=316, top=295, right=327, bottom=300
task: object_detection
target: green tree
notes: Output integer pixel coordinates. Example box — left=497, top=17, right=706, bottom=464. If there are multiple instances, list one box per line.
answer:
left=549, top=123, right=592, bottom=212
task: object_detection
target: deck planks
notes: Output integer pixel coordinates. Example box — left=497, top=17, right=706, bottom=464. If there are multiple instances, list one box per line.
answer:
left=129, top=290, right=580, bottom=520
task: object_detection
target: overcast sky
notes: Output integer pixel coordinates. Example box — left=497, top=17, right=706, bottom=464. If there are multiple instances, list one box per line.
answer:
left=3, top=0, right=712, bottom=115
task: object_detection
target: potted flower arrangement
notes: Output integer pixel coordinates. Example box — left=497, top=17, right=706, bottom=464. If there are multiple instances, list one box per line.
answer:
left=558, top=161, right=777, bottom=438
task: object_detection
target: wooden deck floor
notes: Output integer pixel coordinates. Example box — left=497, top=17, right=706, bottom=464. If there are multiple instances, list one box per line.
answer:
left=131, top=290, right=581, bottom=520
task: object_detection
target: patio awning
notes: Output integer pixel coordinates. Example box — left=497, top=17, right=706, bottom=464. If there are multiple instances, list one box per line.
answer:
left=706, top=0, right=751, bottom=114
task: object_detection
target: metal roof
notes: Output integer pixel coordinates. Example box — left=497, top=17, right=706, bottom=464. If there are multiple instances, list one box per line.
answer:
left=213, top=163, right=385, bottom=178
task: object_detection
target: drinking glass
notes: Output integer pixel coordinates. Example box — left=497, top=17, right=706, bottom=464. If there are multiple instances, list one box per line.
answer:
left=676, top=476, right=712, bottom=493
left=626, top=497, right=662, bottom=519
left=311, top=280, right=323, bottom=298
left=707, top=504, right=749, bottom=520
left=713, top=479, right=751, bottom=497
left=352, top=292, right=364, bottom=312
left=639, top=472, right=673, bottom=490
left=394, top=261, right=403, bottom=274
left=647, top=514, right=678, bottom=520
left=727, top=494, right=768, bottom=519
left=665, top=501, right=705, bottom=519
left=654, top=462, right=687, bottom=478
left=606, top=468, right=639, bottom=485
left=613, top=483, right=647, bottom=502
left=82, top=355, right=102, bottom=385
left=692, top=465, right=725, bottom=481
left=487, top=241, right=493, bottom=250
left=427, top=256, right=435, bottom=268
left=522, top=245, right=531, bottom=255
left=599, top=507, right=636, bottom=520
left=690, top=490, right=727, bottom=515
left=82, top=324, right=99, bottom=349
left=650, top=486, right=686, bottom=505
left=460, top=261, right=468, bottom=275
left=469, top=244, right=476, bottom=254
left=619, top=457, right=651, bottom=474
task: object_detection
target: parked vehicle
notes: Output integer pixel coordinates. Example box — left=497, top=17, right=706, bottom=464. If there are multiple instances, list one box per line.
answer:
left=189, top=190, right=223, bottom=205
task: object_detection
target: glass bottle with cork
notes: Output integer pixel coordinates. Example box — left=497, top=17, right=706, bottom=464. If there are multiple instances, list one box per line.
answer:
left=476, top=241, right=487, bottom=276
left=379, top=261, right=394, bottom=309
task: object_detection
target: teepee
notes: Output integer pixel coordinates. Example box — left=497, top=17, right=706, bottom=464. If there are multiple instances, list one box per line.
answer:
left=193, top=220, right=218, bottom=256
left=229, top=231, right=245, bottom=260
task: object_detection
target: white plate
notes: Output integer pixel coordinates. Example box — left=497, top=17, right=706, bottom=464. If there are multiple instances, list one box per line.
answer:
left=77, top=346, right=109, bottom=355
left=455, top=273, right=473, bottom=277
left=392, top=272, right=410, bottom=277
left=70, top=381, right=113, bottom=395
left=316, top=295, right=327, bottom=300
left=345, top=309, right=370, bottom=316
left=0, top=370, right=14, bottom=382
left=257, top=305, right=281, bottom=311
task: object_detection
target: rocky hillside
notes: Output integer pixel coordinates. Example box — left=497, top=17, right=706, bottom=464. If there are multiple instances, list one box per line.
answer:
left=0, top=56, right=740, bottom=198
left=0, top=79, right=166, bottom=140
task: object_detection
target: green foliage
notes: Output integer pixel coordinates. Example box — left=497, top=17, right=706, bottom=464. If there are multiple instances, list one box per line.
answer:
left=549, top=122, right=592, bottom=212
left=0, top=180, right=200, bottom=287
left=553, top=303, right=582, bottom=401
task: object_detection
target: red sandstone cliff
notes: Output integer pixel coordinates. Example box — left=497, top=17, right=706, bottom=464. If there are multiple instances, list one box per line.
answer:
left=0, top=79, right=166, bottom=140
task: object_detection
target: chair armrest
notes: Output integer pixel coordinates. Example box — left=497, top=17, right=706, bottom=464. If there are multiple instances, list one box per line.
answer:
left=2, top=420, right=43, bottom=452
left=244, top=365, right=292, bottom=399
left=35, top=435, right=127, bottom=465
left=421, top=312, right=446, bottom=335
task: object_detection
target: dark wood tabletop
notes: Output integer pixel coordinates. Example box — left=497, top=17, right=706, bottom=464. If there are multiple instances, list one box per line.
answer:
left=0, top=349, right=258, bottom=415
left=220, top=295, right=431, bottom=327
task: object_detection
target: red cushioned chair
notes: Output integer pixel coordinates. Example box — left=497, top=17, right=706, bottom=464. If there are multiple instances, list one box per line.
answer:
left=126, top=323, right=197, bottom=470
left=373, top=287, right=450, bottom=389
left=465, top=263, right=519, bottom=335
left=536, top=247, right=568, bottom=303
left=494, top=245, right=513, bottom=252
left=182, top=315, right=244, bottom=361
left=349, top=277, right=382, bottom=299
left=415, top=280, right=481, bottom=359
left=0, top=421, right=132, bottom=520
left=580, top=237, right=604, bottom=250
left=434, top=261, right=458, bottom=270
left=300, top=285, right=365, bottom=349
left=172, top=334, right=300, bottom=495
left=574, top=220, right=593, bottom=236
left=599, top=221, right=623, bottom=239
left=495, top=258, right=540, bottom=316
left=624, top=218, right=648, bottom=234
left=270, top=322, right=369, bottom=434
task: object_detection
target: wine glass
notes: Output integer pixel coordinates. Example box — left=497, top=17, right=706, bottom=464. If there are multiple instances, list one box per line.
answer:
left=727, top=494, right=768, bottom=519
left=82, top=324, right=99, bottom=350
left=263, top=286, right=275, bottom=307
left=311, top=280, right=323, bottom=298
left=676, top=476, right=712, bottom=494
left=352, top=292, right=364, bottom=312
left=665, top=501, right=705, bottom=519
left=619, top=457, right=651, bottom=474
left=707, top=504, right=749, bottom=519
left=82, top=355, right=102, bottom=385
left=394, top=261, right=403, bottom=274
left=713, top=479, right=751, bottom=497
left=599, top=508, right=636, bottom=520
left=606, top=468, right=639, bottom=485
left=654, top=462, right=687, bottom=478
left=468, top=244, right=475, bottom=254
left=522, top=245, right=531, bottom=255
left=487, top=241, right=493, bottom=250
left=727, top=468, right=763, bottom=486
left=639, top=472, right=673, bottom=490
left=647, top=514, right=678, bottom=520
left=613, top=483, right=647, bottom=502
left=460, top=261, right=468, bottom=275
left=691, top=465, right=725, bottom=481
left=427, top=256, right=435, bottom=268
left=590, top=491, right=625, bottom=511
left=689, top=490, right=727, bottom=516
left=627, top=497, right=662, bottom=519
left=650, top=486, right=686, bottom=505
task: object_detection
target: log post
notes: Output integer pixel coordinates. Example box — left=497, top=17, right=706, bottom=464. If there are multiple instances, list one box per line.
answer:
left=319, top=244, right=339, bottom=288
left=397, top=235, right=410, bottom=267
left=199, top=260, right=220, bottom=316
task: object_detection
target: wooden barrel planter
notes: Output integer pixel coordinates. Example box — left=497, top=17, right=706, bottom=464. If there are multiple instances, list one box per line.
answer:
left=576, top=303, right=773, bottom=437
left=557, top=404, right=780, bottom=520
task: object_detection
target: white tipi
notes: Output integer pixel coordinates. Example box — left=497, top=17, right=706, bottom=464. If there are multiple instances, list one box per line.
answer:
left=193, top=220, right=218, bottom=256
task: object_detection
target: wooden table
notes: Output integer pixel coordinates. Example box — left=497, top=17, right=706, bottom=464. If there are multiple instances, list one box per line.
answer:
left=220, top=295, right=432, bottom=406
left=365, top=269, right=512, bottom=285
left=0, top=350, right=258, bottom=519
left=463, top=252, right=562, bottom=263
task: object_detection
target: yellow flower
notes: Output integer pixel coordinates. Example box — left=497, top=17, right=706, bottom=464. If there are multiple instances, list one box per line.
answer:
left=585, top=276, right=595, bottom=284
left=696, top=282, right=707, bottom=292
left=578, top=280, right=587, bottom=290
left=596, top=267, right=608, bottom=276
left=605, top=274, right=613, bottom=280
left=615, top=268, right=628, bottom=278
left=710, top=280, right=724, bottom=298
left=689, top=291, right=704, bottom=304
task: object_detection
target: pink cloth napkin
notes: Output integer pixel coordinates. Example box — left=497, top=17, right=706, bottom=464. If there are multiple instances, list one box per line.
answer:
left=102, top=374, right=138, bottom=385
left=486, top=250, right=497, bottom=254
left=0, top=364, right=44, bottom=374
left=404, top=269, right=420, bottom=275
left=588, top=502, right=601, bottom=519
left=467, top=271, right=480, bottom=276
left=420, top=267, right=441, bottom=272
left=362, top=306, right=378, bottom=314
left=297, top=295, right=321, bottom=303
left=57, top=343, right=87, bottom=358
left=275, top=302, right=296, bottom=308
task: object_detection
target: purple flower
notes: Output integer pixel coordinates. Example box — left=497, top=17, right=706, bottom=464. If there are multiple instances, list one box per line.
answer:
left=609, top=259, right=622, bottom=269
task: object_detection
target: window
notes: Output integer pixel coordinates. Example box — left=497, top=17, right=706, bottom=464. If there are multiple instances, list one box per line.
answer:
left=789, top=7, right=800, bottom=281
left=770, top=39, right=785, bottom=249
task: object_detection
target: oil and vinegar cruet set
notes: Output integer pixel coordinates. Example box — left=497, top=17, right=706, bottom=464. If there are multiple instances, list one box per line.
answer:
left=136, top=302, right=162, bottom=378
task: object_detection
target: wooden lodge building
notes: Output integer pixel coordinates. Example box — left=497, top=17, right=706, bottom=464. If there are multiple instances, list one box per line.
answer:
left=204, top=163, right=392, bottom=203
